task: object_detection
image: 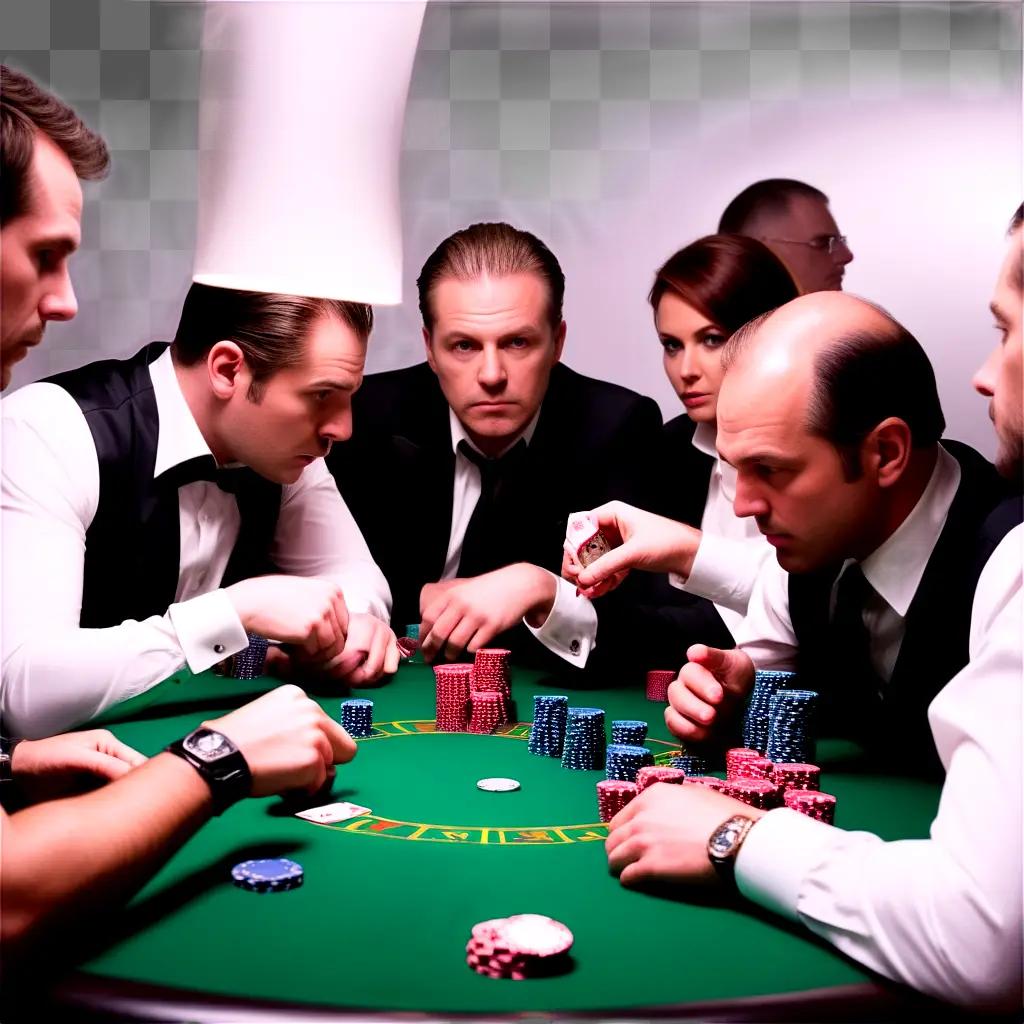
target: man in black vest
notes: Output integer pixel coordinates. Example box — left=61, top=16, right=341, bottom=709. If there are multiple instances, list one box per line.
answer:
left=0, top=64, right=364, bottom=963
left=2, top=280, right=397, bottom=737
left=327, top=222, right=663, bottom=672
left=577, top=292, right=1006, bottom=773
left=603, top=209, right=1023, bottom=1012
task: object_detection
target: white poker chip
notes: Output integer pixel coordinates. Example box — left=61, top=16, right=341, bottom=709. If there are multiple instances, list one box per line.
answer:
left=476, top=777, right=521, bottom=792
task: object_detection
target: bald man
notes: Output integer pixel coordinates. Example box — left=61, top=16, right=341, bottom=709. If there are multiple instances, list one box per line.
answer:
left=575, top=292, right=1007, bottom=773
left=600, top=209, right=1024, bottom=1013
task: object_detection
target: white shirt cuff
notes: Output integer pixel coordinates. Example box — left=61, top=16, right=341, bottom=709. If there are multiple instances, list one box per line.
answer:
left=167, top=589, right=250, bottom=674
left=735, top=807, right=844, bottom=923
left=671, top=534, right=760, bottom=615
left=524, top=573, right=597, bottom=667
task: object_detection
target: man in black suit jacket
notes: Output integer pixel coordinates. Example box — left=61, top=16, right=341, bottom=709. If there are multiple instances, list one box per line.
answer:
left=328, top=222, right=663, bottom=674
left=575, top=291, right=1008, bottom=772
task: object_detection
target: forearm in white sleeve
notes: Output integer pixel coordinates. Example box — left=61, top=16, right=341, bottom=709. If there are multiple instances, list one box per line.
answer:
left=524, top=572, right=597, bottom=667
left=272, top=459, right=392, bottom=621
left=733, top=557, right=800, bottom=670
left=672, top=533, right=772, bottom=615
left=736, top=584, right=1023, bottom=1011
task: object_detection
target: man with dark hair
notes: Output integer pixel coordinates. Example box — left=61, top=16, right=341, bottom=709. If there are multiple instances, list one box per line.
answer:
left=1, top=64, right=109, bottom=387
left=328, top=221, right=662, bottom=669
left=576, top=292, right=1005, bottom=770
left=0, top=67, right=365, bottom=962
left=603, top=212, right=1023, bottom=1013
left=718, top=179, right=853, bottom=294
left=2, top=276, right=397, bottom=737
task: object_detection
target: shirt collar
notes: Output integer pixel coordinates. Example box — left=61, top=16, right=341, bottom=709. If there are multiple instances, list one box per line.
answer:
left=449, top=406, right=541, bottom=460
left=691, top=421, right=717, bottom=459
left=150, top=347, right=218, bottom=479
left=855, top=445, right=962, bottom=617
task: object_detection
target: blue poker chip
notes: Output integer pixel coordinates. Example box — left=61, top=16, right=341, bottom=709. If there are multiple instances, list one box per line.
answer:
left=528, top=695, right=569, bottom=757
left=561, top=707, right=606, bottom=771
left=743, top=670, right=796, bottom=754
left=605, top=743, right=654, bottom=782
left=765, top=689, right=819, bottom=763
left=231, top=857, right=304, bottom=893
left=341, top=698, right=375, bottom=738
left=611, top=720, right=648, bottom=746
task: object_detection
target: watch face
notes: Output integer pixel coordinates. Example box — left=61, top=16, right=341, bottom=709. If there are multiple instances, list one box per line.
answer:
left=709, top=816, right=750, bottom=859
left=186, top=730, right=232, bottom=762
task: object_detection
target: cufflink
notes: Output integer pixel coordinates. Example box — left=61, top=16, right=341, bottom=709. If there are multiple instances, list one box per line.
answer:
left=214, top=643, right=226, bottom=655
left=570, top=639, right=581, bottom=654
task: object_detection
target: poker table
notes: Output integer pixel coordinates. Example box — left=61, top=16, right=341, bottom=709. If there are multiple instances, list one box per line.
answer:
left=43, top=662, right=949, bottom=1022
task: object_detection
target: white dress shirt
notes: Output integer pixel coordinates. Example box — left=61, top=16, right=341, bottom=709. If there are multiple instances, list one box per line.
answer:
left=735, top=446, right=961, bottom=681
left=735, top=522, right=1023, bottom=1011
left=1, top=348, right=391, bottom=738
left=442, top=409, right=597, bottom=667
left=668, top=422, right=774, bottom=634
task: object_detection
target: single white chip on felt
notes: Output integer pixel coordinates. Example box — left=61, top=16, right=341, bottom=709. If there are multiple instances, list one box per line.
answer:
left=477, top=778, right=521, bottom=792
left=295, top=801, right=372, bottom=824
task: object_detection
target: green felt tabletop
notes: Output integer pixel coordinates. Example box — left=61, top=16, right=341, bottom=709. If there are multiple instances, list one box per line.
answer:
left=77, top=663, right=941, bottom=1014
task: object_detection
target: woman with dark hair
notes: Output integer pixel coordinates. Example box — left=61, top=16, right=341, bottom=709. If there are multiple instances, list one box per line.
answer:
left=566, top=235, right=798, bottom=651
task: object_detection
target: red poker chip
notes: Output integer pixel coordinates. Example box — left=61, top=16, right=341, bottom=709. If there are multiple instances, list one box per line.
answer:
left=634, top=766, right=688, bottom=793
left=645, top=669, right=675, bottom=702
left=725, top=747, right=763, bottom=780
left=784, top=789, right=836, bottom=824
left=729, top=778, right=781, bottom=809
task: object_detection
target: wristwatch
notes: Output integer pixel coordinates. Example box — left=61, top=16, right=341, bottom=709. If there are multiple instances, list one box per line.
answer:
left=707, top=813, right=756, bottom=884
left=166, top=727, right=251, bottom=815
left=0, top=736, right=23, bottom=783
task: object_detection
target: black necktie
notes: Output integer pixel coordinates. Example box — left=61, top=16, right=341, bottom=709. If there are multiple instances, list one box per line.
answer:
left=456, top=439, right=528, bottom=578
left=829, top=564, right=885, bottom=734
left=163, top=455, right=249, bottom=495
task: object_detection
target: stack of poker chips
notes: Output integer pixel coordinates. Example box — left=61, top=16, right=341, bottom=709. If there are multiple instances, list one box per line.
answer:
left=743, top=669, right=795, bottom=753
left=645, top=669, right=676, bottom=702
left=635, top=765, right=688, bottom=793
left=725, top=747, right=764, bottom=780
left=604, top=744, right=654, bottom=782
left=728, top=778, right=782, bottom=809
left=561, top=707, right=606, bottom=770
left=772, top=762, right=821, bottom=795
left=340, top=698, right=374, bottom=738
left=596, top=779, right=637, bottom=822
left=434, top=664, right=472, bottom=731
left=784, top=789, right=836, bottom=824
left=473, top=649, right=512, bottom=704
left=466, top=915, right=574, bottom=980
left=668, top=754, right=707, bottom=776
left=611, top=719, right=648, bottom=746
left=402, top=623, right=425, bottom=663
left=528, top=695, right=568, bottom=757
left=231, top=857, right=304, bottom=893
left=469, top=691, right=505, bottom=734
left=766, top=689, right=819, bottom=763
left=734, top=755, right=774, bottom=781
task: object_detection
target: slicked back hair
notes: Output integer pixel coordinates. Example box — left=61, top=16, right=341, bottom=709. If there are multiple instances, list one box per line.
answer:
left=172, top=283, right=373, bottom=401
left=417, top=222, right=565, bottom=333
left=1009, top=203, right=1023, bottom=293
left=722, top=306, right=945, bottom=480
left=718, top=179, right=828, bottom=235
left=1, top=64, right=109, bottom=225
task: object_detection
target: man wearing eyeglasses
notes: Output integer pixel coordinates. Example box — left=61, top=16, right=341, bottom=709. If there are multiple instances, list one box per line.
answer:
left=719, top=179, right=854, bottom=293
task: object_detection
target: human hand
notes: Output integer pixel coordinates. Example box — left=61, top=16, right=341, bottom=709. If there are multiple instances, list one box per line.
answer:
left=666, top=645, right=756, bottom=743
left=570, top=502, right=703, bottom=598
left=419, top=564, right=557, bottom=662
left=208, top=684, right=357, bottom=797
left=11, top=730, right=147, bottom=801
left=606, top=782, right=764, bottom=888
left=317, top=613, right=399, bottom=685
left=225, top=576, right=349, bottom=663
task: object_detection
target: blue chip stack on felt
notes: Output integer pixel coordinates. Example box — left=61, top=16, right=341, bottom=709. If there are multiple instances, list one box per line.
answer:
left=231, top=857, right=304, bottom=893
left=765, top=689, right=819, bottom=763
left=341, top=698, right=374, bottom=738
left=611, top=720, right=648, bottom=746
left=528, top=695, right=569, bottom=757
left=668, top=754, right=707, bottom=776
left=605, top=744, right=655, bottom=782
left=561, top=707, right=606, bottom=770
left=744, top=670, right=795, bottom=753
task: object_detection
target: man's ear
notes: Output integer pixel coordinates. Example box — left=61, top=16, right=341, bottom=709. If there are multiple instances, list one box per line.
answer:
left=207, top=340, right=247, bottom=400
left=553, top=320, right=567, bottom=363
left=423, top=326, right=437, bottom=374
left=865, top=417, right=913, bottom=488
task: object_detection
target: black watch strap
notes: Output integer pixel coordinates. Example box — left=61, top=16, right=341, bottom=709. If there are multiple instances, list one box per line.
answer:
left=165, top=729, right=251, bottom=815
left=0, top=736, right=24, bottom=783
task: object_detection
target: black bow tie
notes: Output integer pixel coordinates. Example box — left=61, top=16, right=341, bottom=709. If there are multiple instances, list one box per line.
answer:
left=163, top=455, right=249, bottom=495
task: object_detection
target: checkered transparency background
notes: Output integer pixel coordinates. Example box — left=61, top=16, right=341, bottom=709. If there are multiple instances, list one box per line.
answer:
left=3, top=1, right=1021, bottom=455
